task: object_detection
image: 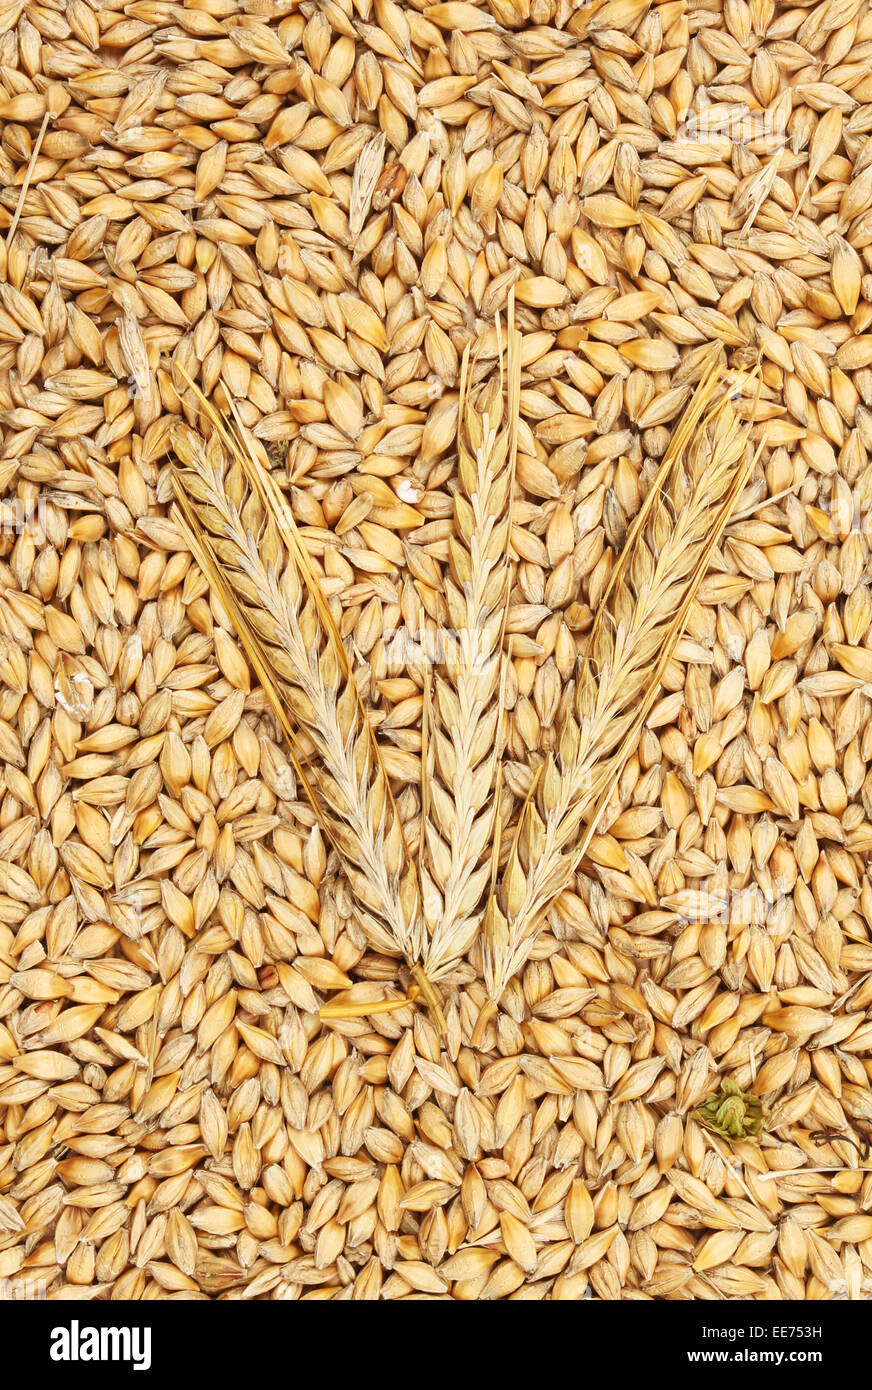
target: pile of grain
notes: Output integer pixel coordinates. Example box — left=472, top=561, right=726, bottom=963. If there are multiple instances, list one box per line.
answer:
left=1, top=0, right=872, bottom=1300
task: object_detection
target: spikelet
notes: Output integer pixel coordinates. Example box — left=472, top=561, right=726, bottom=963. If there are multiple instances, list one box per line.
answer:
left=483, top=368, right=761, bottom=1002
left=169, top=369, right=424, bottom=974
left=418, top=296, right=521, bottom=982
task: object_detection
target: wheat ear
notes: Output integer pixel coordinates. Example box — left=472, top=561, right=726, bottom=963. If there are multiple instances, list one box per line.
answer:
left=418, top=298, right=521, bottom=982
left=169, top=372, right=425, bottom=977
left=483, top=370, right=760, bottom=1003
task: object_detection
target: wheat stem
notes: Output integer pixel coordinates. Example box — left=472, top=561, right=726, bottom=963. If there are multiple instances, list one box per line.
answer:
left=319, top=988, right=420, bottom=1020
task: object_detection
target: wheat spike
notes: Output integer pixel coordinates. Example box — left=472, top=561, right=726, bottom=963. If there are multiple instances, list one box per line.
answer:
left=417, top=297, right=521, bottom=982
left=483, top=370, right=760, bottom=1003
left=169, top=373, right=424, bottom=973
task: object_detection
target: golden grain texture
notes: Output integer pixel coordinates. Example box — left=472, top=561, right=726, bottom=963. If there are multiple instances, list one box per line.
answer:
left=0, top=0, right=871, bottom=1304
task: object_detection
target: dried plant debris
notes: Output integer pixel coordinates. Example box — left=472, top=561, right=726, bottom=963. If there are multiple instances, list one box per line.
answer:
left=1, top=0, right=872, bottom=1304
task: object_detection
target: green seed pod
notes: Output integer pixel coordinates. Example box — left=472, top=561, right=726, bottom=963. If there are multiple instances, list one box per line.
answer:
left=696, top=1079, right=766, bottom=1142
